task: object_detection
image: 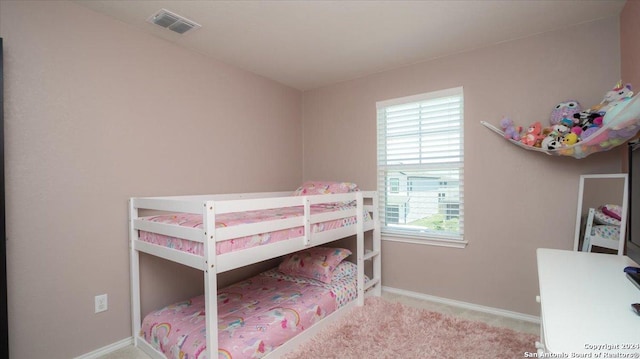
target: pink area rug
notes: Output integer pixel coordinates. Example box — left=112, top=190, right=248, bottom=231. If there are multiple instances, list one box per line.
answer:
left=283, top=297, right=538, bottom=359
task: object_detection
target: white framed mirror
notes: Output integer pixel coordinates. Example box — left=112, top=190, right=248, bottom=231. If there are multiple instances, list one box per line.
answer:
left=573, top=174, right=628, bottom=255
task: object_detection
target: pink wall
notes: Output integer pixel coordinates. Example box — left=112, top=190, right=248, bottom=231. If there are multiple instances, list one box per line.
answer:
left=0, top=1, right=630, bottom=357
left=0, top=1, right=301, bottom=358
left=302, top=17, right=622, bottom=316
left=621, top=0, right=640, bottom=87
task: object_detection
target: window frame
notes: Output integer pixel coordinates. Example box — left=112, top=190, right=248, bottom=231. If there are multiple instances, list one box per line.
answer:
left=376, top=87, right=466, bottom=248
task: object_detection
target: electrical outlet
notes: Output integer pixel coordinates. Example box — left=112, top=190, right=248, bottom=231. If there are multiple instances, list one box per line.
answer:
left=95, top=294, right=108, bottom=313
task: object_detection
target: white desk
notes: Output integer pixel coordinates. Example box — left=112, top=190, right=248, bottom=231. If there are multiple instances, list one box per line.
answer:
left=537, top=248, right=640, bottom=355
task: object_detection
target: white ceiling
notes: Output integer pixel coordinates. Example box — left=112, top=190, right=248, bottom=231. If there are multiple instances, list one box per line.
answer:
left=75, top=0, right=626, bottom=91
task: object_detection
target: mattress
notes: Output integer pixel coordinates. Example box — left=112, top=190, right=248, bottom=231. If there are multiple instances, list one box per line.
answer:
left=140, top=267, right=360, bottom=359
left=138, top=203, right=371, bottom=255
left=591, top=225, right=620, bottom=241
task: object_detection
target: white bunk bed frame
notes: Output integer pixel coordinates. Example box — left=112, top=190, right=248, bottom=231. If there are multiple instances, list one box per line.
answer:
left=129, top=190, right=381, bottom=359
left=581, top=207, right=626, bottom=254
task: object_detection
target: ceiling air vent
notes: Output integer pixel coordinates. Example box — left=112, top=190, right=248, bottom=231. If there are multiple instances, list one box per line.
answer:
left=147, top=9, right=201, bottom=35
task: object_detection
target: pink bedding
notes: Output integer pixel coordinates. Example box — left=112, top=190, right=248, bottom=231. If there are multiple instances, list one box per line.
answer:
left=139, top=204, right=370, bottom=255
left=140, top=268, right=360, bottom=359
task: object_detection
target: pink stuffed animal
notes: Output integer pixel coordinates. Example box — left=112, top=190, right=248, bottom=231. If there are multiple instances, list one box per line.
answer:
left=521, top=122, right=543, bottom=146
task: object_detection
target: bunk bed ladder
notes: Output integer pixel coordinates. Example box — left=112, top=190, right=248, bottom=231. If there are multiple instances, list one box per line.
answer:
left=364, top=191, right=382, bottom=296
left=357, top=192, right=384, bottom=304
left=203, top=201, right=219, bottom=359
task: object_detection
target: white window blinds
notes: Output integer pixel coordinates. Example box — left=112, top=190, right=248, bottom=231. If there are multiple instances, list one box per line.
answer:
left=377, top=87, right=464, bottom=241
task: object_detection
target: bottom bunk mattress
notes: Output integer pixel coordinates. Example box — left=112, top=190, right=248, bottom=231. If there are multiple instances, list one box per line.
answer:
left=591, top=224, right=620, bottom=240
left=140, top=264, right=360, bottom=359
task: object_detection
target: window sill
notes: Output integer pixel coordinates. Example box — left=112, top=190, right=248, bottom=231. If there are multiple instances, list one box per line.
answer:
left=382, top=233, right=468, bottom=249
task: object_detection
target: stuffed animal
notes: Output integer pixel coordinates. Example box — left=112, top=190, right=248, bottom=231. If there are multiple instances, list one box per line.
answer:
left=550, top=100, right=582, bottom=126
left=562, top=133, right=580, bottom=146
left=578, top=116, right=603, bottom=141
left=521, top=122, right=543, bottom=146
left=574, top=111, right=602, bottom=132
left=540, top=121, right=573, bottom=149
left=608, top=124, right=639, bottom=139
left=559, top=117, right=577, bottom=128
left=551, top=123, right=571, bottom=137
left=500, top=117, right=522, bottom=141
left=581, top=126, right=608, bottom=146
left=603, top=83, right=633, bottom=105
left=582, top=126, right=599, bottom=140
left=590, top=81, right=634, bottom=114
left=571, top=126, right=582, bottom=136
left=602, top=94, right=636, bottom=129
left=541, top=135, right=562, bottom=150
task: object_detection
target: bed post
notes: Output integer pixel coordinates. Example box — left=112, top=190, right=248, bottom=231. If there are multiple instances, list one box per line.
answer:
left=203, top=201, right=219, bottom=359
left=303, top=196, right=311, bottom=246
left=356, top=192, right=365, bottom=306
left=129, top=199, right=141, bottom=346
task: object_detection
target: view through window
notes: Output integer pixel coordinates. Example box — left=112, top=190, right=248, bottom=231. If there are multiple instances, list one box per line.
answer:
left=376, top=87, right=464, bottom=241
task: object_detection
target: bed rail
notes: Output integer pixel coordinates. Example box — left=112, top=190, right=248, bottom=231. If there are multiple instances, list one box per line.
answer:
left=130, top=192, right=376, bottom=269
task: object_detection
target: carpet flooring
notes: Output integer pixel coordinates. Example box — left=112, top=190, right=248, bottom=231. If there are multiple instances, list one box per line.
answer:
left=283, top=296, right=538, bottom=359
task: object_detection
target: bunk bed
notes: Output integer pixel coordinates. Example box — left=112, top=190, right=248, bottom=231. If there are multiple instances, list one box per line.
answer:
left=129, top=184, right=381, bottom=359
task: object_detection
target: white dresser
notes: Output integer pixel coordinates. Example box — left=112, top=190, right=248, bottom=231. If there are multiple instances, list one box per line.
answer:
left=536, top=248, right=640, bottom=355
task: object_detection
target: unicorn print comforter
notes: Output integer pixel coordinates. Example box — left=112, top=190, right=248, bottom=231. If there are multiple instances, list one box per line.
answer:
left=140, top=268, right=359, bottom=359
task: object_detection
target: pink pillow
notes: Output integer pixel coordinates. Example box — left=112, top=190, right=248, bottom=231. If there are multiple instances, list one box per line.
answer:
left=293, top=181, right=359, bottom=196
left=278, top=247, right=352, bottom=283
left=601, top=204, right=622, bottom=221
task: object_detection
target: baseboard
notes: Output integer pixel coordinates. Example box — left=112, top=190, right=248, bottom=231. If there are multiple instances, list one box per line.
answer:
left=74, top=337, right=133, bottom=359
left=382, top=286, right=541, bottom=324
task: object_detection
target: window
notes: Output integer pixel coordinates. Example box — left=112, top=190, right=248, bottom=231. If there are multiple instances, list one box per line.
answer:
left=386, top=204, right=400, bottom=224
left=390, top=178, right=400, bottom=193
left=376, top=87, right=464, bottom=244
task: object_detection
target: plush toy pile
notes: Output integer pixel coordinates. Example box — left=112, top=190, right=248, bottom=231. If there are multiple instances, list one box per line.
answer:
left=500, top=81, right=637, bottom=153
